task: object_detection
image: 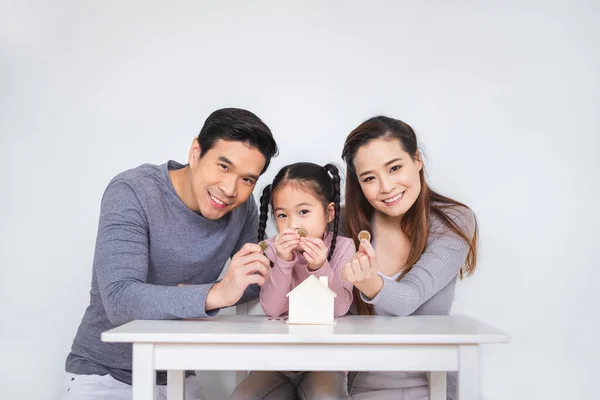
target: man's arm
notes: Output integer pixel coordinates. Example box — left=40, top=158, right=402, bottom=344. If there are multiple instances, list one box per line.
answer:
left=94, top=181, right=218, bottom=326
left=205, top=194, right=271, bottom=310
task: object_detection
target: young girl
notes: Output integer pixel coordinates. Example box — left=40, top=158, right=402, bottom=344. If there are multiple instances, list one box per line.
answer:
left=340, top=116, right=478, bottom=400
left=230, top=162, right=354, bottom=400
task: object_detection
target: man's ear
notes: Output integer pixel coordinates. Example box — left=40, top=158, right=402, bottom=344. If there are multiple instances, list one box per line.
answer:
left=189, top=138, right=201, bottom=166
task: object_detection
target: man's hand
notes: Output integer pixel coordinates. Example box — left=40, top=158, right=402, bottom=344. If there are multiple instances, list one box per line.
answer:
left=205, top=243, right=270, bottom=310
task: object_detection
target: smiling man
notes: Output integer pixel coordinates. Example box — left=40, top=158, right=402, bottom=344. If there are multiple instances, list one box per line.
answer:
left=62, top=108, right=278, bottom=399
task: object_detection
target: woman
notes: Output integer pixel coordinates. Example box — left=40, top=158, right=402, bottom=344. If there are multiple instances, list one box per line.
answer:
left=340, top=116, right=478, bottom=400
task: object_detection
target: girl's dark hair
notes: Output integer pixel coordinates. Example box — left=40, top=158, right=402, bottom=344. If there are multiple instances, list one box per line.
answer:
left=258, top=162, right=341, bottom=261
left=341, top=116, right=478, bottom=315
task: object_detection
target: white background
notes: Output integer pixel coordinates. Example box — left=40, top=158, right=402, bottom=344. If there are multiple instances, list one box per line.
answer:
left=1, top=1, right=598, bottom=399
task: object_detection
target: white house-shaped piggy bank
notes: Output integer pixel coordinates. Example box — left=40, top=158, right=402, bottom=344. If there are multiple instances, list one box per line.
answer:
left=286, top=275, right=337, bottom=325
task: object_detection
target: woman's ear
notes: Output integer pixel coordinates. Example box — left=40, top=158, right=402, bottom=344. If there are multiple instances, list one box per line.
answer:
left=326, top=202, right=335, bottom=223
left=414, top=149, right=423, bottom=172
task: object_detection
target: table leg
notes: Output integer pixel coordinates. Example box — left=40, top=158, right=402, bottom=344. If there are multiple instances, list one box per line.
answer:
left=458, top=345, right=479, bottom=400
left=428, top=371, right=447, bottom=400
left=235, top=370, right=248, bottom=387
left=168, top=370, right=185, bottom=400
left=133, top=343, right=156, bottom=400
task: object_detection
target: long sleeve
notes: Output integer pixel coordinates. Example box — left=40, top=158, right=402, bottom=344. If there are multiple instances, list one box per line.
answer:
left=259, top=234, right=356, bottom=318
left=362, top=207, right=476, bottom=316
left=94, top=181, right=216, bottom=326
left=231, top=195, right=261, bottom=306
left=259, top=242, right=297, bottom=317
left=306, top=238, right=355, bottom=317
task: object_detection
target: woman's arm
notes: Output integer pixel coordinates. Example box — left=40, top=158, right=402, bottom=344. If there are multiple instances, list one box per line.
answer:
left=361, top=208, right=476, bottom=316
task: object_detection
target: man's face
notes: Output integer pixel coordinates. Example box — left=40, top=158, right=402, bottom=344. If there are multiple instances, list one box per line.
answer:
left=188, top=139, right=266, bottom=220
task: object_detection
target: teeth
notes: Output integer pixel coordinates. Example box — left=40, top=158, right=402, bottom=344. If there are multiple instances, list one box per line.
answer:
left=384, top=193, right=403, bottom=203
left=210, top=194, right=225, bottom=205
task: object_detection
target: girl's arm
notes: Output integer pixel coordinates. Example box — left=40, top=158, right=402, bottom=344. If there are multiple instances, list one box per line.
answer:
left=307, top=237, right=355, bottom=317
left=259, top=240, right=297, bottom=317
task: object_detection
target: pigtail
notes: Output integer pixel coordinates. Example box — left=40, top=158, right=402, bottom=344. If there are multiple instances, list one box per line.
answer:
left=258, top=184, right=272, bottom=242
left=324, top=164, right=341, bottom=261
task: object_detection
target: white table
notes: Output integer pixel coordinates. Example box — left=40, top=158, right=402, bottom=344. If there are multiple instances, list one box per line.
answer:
left=101, top=315, right=508, bottom=400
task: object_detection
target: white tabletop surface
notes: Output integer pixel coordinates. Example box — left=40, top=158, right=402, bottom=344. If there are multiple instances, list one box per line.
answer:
left=102, top=315, right=508, bottom=345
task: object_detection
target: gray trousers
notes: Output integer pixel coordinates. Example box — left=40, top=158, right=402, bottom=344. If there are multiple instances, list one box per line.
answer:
left=230, top=371, right=350, bottom=400
left=348, top=371, right=430, bottom=400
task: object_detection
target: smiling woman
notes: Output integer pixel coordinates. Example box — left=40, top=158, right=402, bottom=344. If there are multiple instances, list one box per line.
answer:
left=340, top=116, right=478, bottom=400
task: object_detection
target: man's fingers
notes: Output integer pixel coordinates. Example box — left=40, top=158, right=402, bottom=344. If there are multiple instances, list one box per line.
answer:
left=244, top=273, right=266, bottom=287
left=234, top=242, right=262, bottom=258
left=241, top=262, right=270, bottom=279
left=236, top=252, right=271, bottom=267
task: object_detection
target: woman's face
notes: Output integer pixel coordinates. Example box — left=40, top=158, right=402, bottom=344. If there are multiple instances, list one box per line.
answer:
left=353, top=138, right=423, bottom=219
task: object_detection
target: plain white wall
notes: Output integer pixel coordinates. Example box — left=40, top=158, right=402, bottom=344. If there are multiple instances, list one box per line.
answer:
left=1, top=1, right=598, bottom=399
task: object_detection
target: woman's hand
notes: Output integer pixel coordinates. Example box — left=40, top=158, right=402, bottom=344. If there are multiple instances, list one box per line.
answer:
left=274, top=228, right=300, bottom=261
left=342, top=239, right=383, bottom=299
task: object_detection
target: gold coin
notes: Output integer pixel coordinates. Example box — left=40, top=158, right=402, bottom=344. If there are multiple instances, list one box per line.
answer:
left=358, top=230, right=371, bottom=242
left=296, top=228, right=308, bottom=238
left=258, top=241, right=268, bottom=253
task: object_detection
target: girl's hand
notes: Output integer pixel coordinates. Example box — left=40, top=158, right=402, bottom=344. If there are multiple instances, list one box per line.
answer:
left=342, top=239, right=383, bottom=298
left=299, top=237, right=329, bottom=270
left=274, top=228, right=300, bottom=261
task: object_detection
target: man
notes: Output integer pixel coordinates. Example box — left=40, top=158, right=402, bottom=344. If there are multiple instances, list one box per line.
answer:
left=62, top=108, right=278, bottom=399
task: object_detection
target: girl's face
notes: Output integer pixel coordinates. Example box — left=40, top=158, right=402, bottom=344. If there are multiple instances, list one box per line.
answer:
left=272, top=182, right=334, bottom=238
left=353, top=138, right=423, bottom=220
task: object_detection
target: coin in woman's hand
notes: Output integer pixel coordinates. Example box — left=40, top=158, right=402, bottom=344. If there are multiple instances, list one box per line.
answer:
left=358, top=230, right=371, bottom=242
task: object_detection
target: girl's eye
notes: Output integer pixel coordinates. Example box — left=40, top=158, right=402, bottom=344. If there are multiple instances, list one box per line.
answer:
left=276, top=213, right=287, bottom=219
left=299, top=209, right=310, bottom=215
left=362, top=176, right=375, bottom=183
left=390, top=165, right=402, bottom=172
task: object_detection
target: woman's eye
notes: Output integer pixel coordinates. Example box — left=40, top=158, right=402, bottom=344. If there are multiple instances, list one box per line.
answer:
left=363, top=176, right=375, bottom=183
left=390, top=165, right=402, bottom=172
